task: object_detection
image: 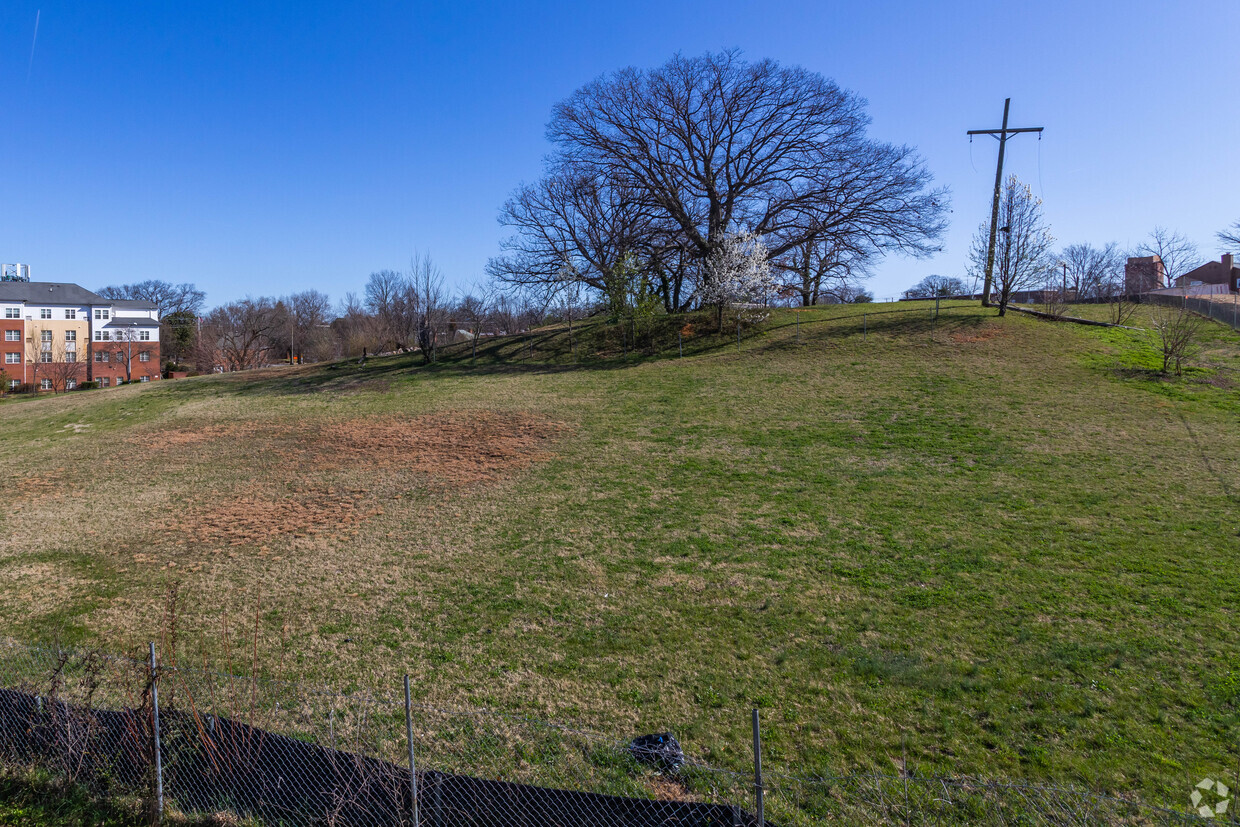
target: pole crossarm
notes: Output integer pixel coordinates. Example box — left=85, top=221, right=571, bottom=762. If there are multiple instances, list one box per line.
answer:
left=967, top=127, right=1044, bottom=136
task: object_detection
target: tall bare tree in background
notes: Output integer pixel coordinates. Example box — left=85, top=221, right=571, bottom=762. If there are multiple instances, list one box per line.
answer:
left=1135, top=227, right=1201, bottom=288
left=1059, top=242, right=1123, bottom=300
left=1218, top=220, right=1240, bottom=250
left=410, top=252, right=447, bottom=364
left=202, top=299, right=277, bottom=371
left=968, top=176, right=1054, bottom=316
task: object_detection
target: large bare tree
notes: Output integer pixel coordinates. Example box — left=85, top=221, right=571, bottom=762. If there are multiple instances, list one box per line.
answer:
left=498, top=50, right=945, bottom=312
left=967, top=176, right=1054, bottom=316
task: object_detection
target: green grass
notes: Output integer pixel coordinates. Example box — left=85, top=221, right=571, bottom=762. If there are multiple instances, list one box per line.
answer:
left=1, top=301, right=1238, bottom=812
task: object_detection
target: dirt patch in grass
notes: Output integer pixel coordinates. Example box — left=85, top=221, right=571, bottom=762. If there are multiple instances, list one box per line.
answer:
left=316, top=411, right=567, bottom=483
left=161, top=411, right=567, bottom=547
left=949, top=325, right=1005, bottom=344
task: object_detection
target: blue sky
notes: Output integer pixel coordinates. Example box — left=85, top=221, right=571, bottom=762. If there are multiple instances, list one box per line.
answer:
left=2, top=0, right=1237, bottom=306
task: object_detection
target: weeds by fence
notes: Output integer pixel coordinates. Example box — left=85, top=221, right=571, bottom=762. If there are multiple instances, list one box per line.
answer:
left=0, top=638, right=1230, bottom=825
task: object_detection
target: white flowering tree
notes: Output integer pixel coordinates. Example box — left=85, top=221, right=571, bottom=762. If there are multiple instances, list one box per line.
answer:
left=700, top=230, right=779, bottom=328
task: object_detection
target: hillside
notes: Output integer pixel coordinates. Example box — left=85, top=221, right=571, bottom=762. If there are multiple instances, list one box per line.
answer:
left=1, top=301, right=1237, bottom=807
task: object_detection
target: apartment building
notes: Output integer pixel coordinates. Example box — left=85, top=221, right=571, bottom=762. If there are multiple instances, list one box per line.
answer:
left=0, top=277, right=161, bottom=391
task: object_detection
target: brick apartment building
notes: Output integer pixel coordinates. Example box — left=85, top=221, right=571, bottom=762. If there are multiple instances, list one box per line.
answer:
left=0, top=271, right=161, bottom=391
left=1124, top=255, right=1166, bottom=294
left=1174, top=254, right=1240, bottom=293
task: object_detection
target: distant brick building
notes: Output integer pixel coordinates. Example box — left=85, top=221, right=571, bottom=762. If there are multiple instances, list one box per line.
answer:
left=1125, top=255, right=1166, bottom=294
left=1174, top=254, right=1240, bottom=293
left=0, top=280, right=161, bottom=391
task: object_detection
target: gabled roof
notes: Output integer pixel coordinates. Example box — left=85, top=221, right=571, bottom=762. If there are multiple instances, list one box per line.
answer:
left=0, top=282, right=104, bottom=305
left=103, top=318, right=160, bottom=329
left=112, top=299, right=159, bottom=311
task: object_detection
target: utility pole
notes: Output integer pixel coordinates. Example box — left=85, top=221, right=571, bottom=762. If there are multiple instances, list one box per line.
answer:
left=968, top=99, right=1044, bottom=306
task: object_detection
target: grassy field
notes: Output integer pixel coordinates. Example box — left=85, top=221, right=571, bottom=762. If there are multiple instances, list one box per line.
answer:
left=1, top=301, right=1237, bottom=807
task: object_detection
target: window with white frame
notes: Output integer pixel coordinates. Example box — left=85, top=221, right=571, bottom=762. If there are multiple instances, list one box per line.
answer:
left=4, top=330, right=17, bottom=341
left=65, top=330, right=76, bottom=342
left=139, top=352, right=150, bottom=362
left=39, top=309, right=51, bottom=319
left=94, top=309, right=110, bottom=320
left=40, top=378, right=52, bottom=390
left=139, top=375, right=150, bottom=382
left=40, top=352, right=52, bottom=363
left=7, top=379, right=16, bottom=389
left=4, top=353, right=18, bottom=364
left=139, top=330, right=151, bottom=341
left=4, top=308, right=18, bottom=319
left=94, top=351, right=109, bottom=363
left=65, top=309, right=76, bottom=320
left=65, top=351, right=76, bottom=363
left=98, top=377, right=109, bottom=387
left=66, top=379, right=76, bottom=390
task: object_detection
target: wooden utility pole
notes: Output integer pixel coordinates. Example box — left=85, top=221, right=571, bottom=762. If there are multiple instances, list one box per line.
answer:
left=968, top=99, right=1044, bottom=306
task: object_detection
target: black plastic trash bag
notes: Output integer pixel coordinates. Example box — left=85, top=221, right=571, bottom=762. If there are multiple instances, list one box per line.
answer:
left=628, top=732, right=685, bottom=772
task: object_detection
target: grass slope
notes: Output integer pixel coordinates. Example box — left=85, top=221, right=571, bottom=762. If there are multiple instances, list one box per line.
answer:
left=0, top=302, right=1237, bottom=807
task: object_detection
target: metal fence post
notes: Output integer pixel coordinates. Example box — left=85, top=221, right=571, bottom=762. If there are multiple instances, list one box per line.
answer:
left=148, top=642, right=163, bottom=824
left=405, top=675, right=419, bottom=827
left=752, top=709, right=764, bottom=827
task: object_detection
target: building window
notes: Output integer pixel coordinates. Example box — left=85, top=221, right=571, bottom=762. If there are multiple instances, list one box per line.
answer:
left=98, top=377, right=109, bottom=387
left=65, top=351, right=76, bottom=363
left=139, top=352, right=150, bottom=362
left=65, top=330, right=76, bottom=341
left=65, top=309, right=76, bottom=320
left=94, top=309, right=110, bottom=320
left=4, top=308, right=17, bottom=319
left=4, top=353, right=18, bottom=364
left=39, top=309, right=51, bottom=319
left=41, top=330, right=52, bottom=343
left=139, top=330, right=151, bottom=341
left=7, top=379, right=16, bottom=389
left=40, top=379, right=52, bottom=390
left=66, top=379, right=76, bottom=390
left=40, top=352, right=53, bottom=363
left=4, top=330, right=17, bottom=341
left=139, top=375, right=150, bottom=382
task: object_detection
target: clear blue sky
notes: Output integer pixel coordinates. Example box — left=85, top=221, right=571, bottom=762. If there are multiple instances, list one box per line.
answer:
left=2, top=0, right=1237, bottom=306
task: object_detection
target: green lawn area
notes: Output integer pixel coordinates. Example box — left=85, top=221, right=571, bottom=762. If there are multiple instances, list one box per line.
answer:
left=0, top=301, right=1237, bottom=811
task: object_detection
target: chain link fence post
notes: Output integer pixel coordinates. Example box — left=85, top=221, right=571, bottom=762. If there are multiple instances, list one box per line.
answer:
left=751, top=709, right=764, bottom=827
left=148, top=642, right=163, bottom=825
left=404, top=675, right=419, bottom=827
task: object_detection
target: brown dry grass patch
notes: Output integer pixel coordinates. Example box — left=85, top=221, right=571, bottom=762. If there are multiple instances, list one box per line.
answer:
left=161, top=411, right=566, bottom=547
left=949, top=324, right=1005, bottom=344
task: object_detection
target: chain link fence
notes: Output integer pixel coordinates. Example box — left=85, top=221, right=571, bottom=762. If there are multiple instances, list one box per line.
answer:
left=0, top=638, right=1231, bottom=825
left=1146, top=292, right=1240, bottom=332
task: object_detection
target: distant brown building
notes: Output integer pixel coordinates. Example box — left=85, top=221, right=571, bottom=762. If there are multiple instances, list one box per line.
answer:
left=1174, top=254, right=1240, bottom=293
left=1125, top=255, right=1166, bottom=294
